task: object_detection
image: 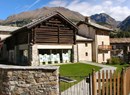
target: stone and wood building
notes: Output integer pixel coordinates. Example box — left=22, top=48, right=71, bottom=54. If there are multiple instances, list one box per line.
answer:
left=77, top=17, right=112, bottom=63
left=1, top=12, right=113, bottom=66
left=110, top=38, right=130, bottom=62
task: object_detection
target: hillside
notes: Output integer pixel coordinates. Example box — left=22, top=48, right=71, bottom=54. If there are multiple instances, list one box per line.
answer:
left=1, top=7, right=85, bottom=26
left=90, top=13, right=118, bottom=29
left=0, top=20, right=3, bottom=24
left=1, top=6, right=130, bottom=33
left=118, top=16, right=130, bottom=32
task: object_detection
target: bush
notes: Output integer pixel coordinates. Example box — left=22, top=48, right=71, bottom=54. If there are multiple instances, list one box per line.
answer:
left=107, top=57, right=123, bottom=65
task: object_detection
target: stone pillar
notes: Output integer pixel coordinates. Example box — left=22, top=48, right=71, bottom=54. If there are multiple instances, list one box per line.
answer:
left=31, top=44, right=39, bottom=66
left=73, top=45, right=78, bottom=63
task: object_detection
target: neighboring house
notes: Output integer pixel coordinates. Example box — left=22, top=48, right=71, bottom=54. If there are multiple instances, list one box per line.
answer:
left=110, top=38, right=130, bottom=62
left=0, top=26, right=19, bottom=59
left=1, top=12, right=112, bottom=65
left=0, top=25, right=19, bottom=40
left=77, top=17, right=112, bottom=63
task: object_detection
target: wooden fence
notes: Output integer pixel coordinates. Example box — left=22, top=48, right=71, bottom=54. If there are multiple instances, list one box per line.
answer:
left=92, top=67, right=130, bottom=95
left=59, top=75, right=91, bottom=95
left=125, top=66, right=130, bottom=95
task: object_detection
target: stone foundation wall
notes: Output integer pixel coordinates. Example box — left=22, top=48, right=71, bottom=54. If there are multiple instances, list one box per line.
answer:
left=0, top=65, right=59, bottom=95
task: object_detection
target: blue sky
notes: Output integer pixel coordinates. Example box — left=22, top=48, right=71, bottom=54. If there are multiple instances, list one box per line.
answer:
left=0, top=0, right=130, bottom=21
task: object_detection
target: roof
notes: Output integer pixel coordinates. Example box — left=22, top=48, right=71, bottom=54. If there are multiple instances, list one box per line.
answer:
left=110, top=38, right=130, bottom=44
left=77, top=21, right=113, bottom=31
left=0, top=25, right=20, bottom=32
left=12, top=11, right=78, bottom=33
left=89, top=21, right=113, bottom=31
left=76, top=35, right=93, bottom=42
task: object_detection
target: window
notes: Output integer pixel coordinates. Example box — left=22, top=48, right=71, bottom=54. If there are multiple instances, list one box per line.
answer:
left=85, top=43, right=88, bottom=47
left=112, top=45, right=116, bottom=49
left=86, top=52, right=88, bottom=56
left=102, top=41, right=104, bottom=45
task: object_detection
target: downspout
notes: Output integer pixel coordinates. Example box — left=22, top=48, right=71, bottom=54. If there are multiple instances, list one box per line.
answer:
left=95, top=31, right=98, bottom=63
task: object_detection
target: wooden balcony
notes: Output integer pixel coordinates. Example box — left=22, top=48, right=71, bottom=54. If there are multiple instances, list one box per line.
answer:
left=98, top=45, right=112, bottom=51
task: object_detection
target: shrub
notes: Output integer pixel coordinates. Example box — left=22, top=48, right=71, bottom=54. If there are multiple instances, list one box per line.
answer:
left=107, top=57, right=122, bottom=65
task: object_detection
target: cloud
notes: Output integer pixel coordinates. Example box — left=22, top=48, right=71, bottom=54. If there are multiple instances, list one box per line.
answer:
left=102, top=0, right=126, bottom=3
left=49, top=0, right=67, bottom=7
left=48, top=0, right=130, bottom=21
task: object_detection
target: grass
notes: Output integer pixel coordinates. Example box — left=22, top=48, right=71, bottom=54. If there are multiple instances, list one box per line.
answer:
left=107, top=63, right=129, bottom=73
left=59, top=63, right=101, bottom=76
left=58, top=63, right=101, bottom=92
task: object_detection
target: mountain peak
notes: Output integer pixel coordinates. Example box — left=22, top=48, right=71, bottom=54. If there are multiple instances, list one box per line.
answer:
left=90, top=13, right=118, bottom=29
left=118, top=15, right=130, bottom=31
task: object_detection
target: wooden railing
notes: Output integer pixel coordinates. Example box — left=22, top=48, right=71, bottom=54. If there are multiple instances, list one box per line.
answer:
left=98, top=45, right=112, bottom=51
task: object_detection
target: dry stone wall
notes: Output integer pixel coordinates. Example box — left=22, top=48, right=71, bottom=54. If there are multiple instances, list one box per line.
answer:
left=0, top=65, right=59, bottom=95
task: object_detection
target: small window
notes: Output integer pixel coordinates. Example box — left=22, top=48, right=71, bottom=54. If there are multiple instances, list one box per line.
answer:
left=102, top=41, right=104, bottom=45
left=85, top=43, right=88, bottom=47
left=86, top=52, right=88, bottom=56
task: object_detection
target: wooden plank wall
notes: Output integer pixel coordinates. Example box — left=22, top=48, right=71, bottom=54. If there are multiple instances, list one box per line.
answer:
left=5, top=30, right=29, bottom=50
left=16, top=32, right=28, bottom=44
left=34, top=15, right=76, bottom=44
left=5, top=36, right=15, bottom=50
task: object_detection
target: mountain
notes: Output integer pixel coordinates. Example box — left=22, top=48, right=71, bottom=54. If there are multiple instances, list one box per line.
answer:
left=1, top=7, right=85, bottom=26
left=0, top=20, right=3, bottom=24
left=90, top=13, right=118, bottom=29
left=118, top=16, right=130, bottom=32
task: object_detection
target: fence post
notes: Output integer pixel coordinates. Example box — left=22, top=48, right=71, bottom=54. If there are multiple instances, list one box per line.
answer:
left=92, top=69, right=97, bottom=95
left=59, top=74, right=61, bottom=95
left=122, top=68, right=126, bottom=95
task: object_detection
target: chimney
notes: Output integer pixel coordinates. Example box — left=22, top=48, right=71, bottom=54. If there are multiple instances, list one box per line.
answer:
left=85, top=17, right=90, bottom=23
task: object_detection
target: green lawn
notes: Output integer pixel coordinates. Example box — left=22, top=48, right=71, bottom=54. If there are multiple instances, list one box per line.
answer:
left=59, top=63, right=101, bottom=76
left=107, top=64, right=130, bottom=73
left=58, top=63, right=101, bottom=92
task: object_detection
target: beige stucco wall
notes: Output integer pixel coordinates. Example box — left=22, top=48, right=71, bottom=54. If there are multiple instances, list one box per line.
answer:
left=77, top=43, right=92, bottom=62
left=96, top=35, right=110, bottom=63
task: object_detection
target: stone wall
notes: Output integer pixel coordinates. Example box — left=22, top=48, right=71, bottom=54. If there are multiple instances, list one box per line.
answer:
left=0, top=65, right=59, bottom=95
